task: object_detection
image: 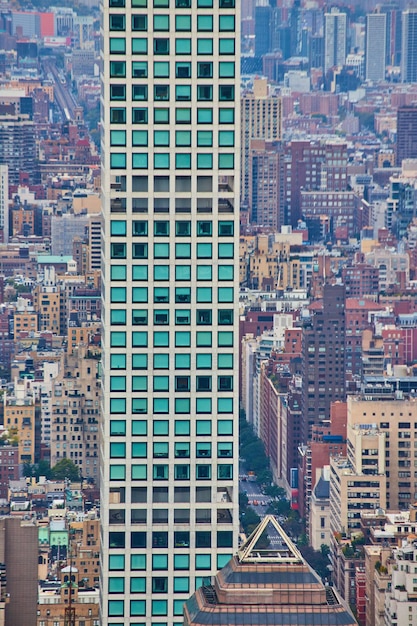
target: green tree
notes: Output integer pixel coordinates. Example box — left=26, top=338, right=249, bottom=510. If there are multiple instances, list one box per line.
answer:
left=51, top=458, right=80, bottom=482
left=264, top=485, right=286, bottom=500
left=300, top=545, right=332, bottom=580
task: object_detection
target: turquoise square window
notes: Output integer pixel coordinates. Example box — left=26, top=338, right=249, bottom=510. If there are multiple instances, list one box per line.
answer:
left=132, top=38, right=147, bottom=54
left=218, top=398, right=233, bottom=413
left=218, top=420, right=233, bottom=435
left=196, top=398, right=212, bottom=413
left=110, top=420, right=126, bottom=436
left=111, top=398, right=126, bottom=414
left=111, top=309, right=126, bottom=325
left=132, top=130, right=148, bottom=146
left=110, top=465, right=126, bottom=480
left=110, top=442, right=126, bottom=458
left=130, top=600, right=146, bottom=616
left=219, top=38, right=235, bottom=54
left=132, top=310, right=148, bottom=325
left=154, top=130, right=170, bottom=146
left=111, top=354, right=126, bottom=369
left=174, top=554, right=189, bottom=570
left=110, top=38, right=126, bottom=54
left=132, top=465, right=147, bottom=480
left=111, top=331, right=126, bottom=347
left=218, top=242, right=234, bottom=258
left=175, top=153, right=191, bottom=169
left=132, top=331, right=148, bottom=347
left=197, top=265, right=212, bottom=281
left=109, top=554, right=125, bottom=570
left=110, top=153, right=126, bottom=169
left=219, top=130, right=235, bottom=146
left=176, top=38, right=191, bottom=54
left=109, top=577, right=125, bottom=593
left=153, top=420, right=169, bottom=435
left=196, top=420, right=212, bottom=435
left=219, top=62, right=235, bottom=78
left=153, top=331, right=169, bottom=347
left=173, top=577, right=189, bottom=593
left=175, top=332, right=191, bottom=347
left=132, top=442, right=147, bottom=458
left=108, top=600, right=124, bottom=616
left=152, top=554, right=168, bottom=570
left=132, top=354, right=148, bottom=369
left=130, top=577, right=146, bottom=593
left=154, top=61, right=170, bottom=77
left=175, top=420, right=190, bottom=435
left=132, top=153, right=148, bottom=169
left=219, top=108, right=234, bottom=123
left=132, top=266, right=148, bottom=281
left=219, top=15, right=235, bottom=30
left=153, top=442, right=168, bottom=458
left=196, top=353, right=212, bottom=369
left=154, top=354, right=169, bottom=369
left=197, top=243, right=212, bottom=258
left=196, top=288, right=212, bottom=303
left=218, top=464, right=233, bottom=479
left=154, top=398, right=169, bottom=413
left=110, top=60, right=126, bottom=77
left=176, top=85, right=191, bottom=101
left=154, top=376, right=169, bottom=391
left=176, top=131, right=191, bottom=146
left=218, top=153, right=234, bottom=169
left=176, top=15, right=191, bottom=31
left=111, top=265, right=127, bottom=281
left=131, top=554, right=146, bottom=570
left=132, top=287, right=148, bottom=302
left=197, top=15, right=213, bottom=30
left=132, top=420, right=147, bottom=436
left=175, top=398, right=190, bottom=414
left=218, top=331, right=233, bottom=346
left=154, top=243, right=170, bottom=259
left=111, top=130, right=126, bottom=146
left=154, top=14, right=169, bottom=30
left=132, top=398, right=147, bottom=413
left=218, top=265, right=234, bottom=280
left=197, top=131, right=212, bottom=147
left=197, top=108, right=213, bottom=124
left=154, top=153, right=170, bottom=169
left=195, top=554, right=211, bottom=570
left=218, top=287, right=234, bottom=302
left=197, top=38, right=213, bottom=54
left=154, top=108, right=170, bottom=124
left=111, top=220, right=126, bottom=236
left=175, top=354, right=190, bottom=369
left=197, top=154, right=213, bottom=169
left=175, top=265, right=191, bottom=280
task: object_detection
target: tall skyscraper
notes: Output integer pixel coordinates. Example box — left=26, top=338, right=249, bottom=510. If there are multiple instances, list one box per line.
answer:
left=324, top=8, right=347, bottom=73
left=365, top=12, right=386, bottom=81
left=0, top=165, right=9, bottom=243
left=396, top=105, right=417, bottom=166
left=401, top=8, right=417, bottom=83
left=254, top=3, right=272, bottom=57
left=100, top=1, right=240, bottom=625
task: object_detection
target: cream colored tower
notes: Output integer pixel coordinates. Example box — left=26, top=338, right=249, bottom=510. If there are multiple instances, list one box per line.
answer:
left=100, top=0, right=240, bottom=624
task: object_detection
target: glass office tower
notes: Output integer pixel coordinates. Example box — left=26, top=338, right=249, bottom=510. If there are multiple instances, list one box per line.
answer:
left=100, top=0, right=240, bottom=624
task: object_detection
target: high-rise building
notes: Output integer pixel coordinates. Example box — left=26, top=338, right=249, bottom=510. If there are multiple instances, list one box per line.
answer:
left=365, top=12, right=386, bottom=81
left=254, top=4, right=272, bottom=57
left=401, top=8, right=417, bottom=83
left=380, top=3, right=402, bottom=67
left=100, top=1, right=240, bottom=625
left=324, top=8, right=347, bottom=73
left=0, top=115, right=37, bottom=185
left=0, top=165, right=8, bottom=243
left=240, top=79, right=282, bottom=206
left=249, top=140, right=284, bottom=229
left=301, top=283, right=346, bottom=442
left=396, top=105, right=417, bottom=166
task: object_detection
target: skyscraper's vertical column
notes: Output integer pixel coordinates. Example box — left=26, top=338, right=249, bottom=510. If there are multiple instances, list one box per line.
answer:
left=100, top=0, right=240, bottom=624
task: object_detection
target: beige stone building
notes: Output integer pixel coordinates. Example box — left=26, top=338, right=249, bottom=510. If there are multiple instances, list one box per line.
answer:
left=4, top=379, right=36, bottom=465
left=50, top=345, right=100, bottom=484
left=240, top=79, right=282, bottom=205
left=364, top=544, right=391, bottom=626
